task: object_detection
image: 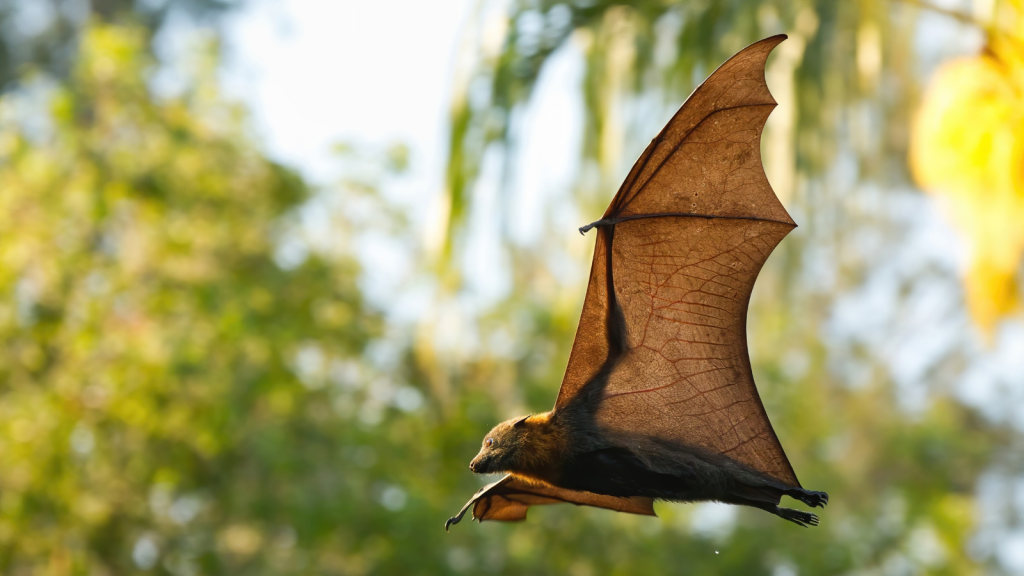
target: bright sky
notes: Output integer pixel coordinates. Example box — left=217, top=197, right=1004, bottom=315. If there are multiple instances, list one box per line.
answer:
left=223, top=0, right=479, bottom=322
left=225, top=0, right=472, bottom=186
left=223, top=0, right=588, bottom=318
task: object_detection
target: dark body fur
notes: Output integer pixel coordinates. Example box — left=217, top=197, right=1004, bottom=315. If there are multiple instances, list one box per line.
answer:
left=557, top=419, right=826, bottom=526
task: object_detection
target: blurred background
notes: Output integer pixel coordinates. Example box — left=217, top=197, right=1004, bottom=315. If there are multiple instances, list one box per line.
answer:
left=1, top=0, right=1023, bottom=574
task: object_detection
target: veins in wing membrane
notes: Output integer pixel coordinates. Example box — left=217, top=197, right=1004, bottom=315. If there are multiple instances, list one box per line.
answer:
left=604, top=364, right=735, bottom=399
left=614, top=102, right=776, bottom=216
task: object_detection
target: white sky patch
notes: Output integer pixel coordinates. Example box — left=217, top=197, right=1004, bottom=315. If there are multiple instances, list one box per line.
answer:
left=461, top=145, right=511, bottom=309
left=224, top=0, right=471, bottom=195
left=223, top=0, right=472, bottom=324
left=223, top=0, right=587, bottom=320
left=689, top=502, right=738, bottom=540
left=506, top=39, right=585, bottom=247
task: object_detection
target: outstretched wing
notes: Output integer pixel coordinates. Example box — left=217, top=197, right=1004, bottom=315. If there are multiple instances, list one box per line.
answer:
left=445, top=475, right=655, bottom=530
left=556, top=35, right=800, bottom=486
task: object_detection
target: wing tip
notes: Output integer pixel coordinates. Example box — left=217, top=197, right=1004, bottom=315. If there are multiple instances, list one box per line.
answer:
left=738, top=34, right=787, bottom=58
left=758, top=33, right=788, bottom=47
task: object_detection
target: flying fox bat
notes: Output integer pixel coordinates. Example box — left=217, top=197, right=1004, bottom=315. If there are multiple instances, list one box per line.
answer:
left=446, top=34, right=827, bottom=531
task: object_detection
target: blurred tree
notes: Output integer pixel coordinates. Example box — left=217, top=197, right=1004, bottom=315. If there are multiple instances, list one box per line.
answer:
left=0, top=24, right=388, bottom=574
left=0, top=0, right=241, bottom=91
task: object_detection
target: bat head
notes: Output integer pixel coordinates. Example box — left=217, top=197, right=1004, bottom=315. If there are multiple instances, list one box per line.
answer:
left=469, top=414, right=533, bottom=475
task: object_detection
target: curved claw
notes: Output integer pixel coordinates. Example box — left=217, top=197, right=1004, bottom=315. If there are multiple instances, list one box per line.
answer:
left=788, top=488, right=829, bottom=509
left=578, top=219, right=612, bottom=235
left=445, top=505, right=471, bottom=532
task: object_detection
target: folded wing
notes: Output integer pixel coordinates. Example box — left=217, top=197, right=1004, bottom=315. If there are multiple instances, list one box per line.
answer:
left=446, top=475, right=655, bottom=529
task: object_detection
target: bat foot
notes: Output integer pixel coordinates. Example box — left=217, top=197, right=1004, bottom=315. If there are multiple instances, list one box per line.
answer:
left=787, top=488, right=829, bottom=509
left=773, top=506, right=819, bottom=528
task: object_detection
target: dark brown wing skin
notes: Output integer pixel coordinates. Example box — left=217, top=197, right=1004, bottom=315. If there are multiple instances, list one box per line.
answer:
left=445, top=475, right=655, bottom=530
left=557, top=35, right=800, bottom=486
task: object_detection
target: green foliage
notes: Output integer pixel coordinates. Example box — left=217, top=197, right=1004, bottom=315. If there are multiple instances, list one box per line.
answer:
left=0, top=25, right=380, bottom=573
left=0, top=0, right=239, bottom=91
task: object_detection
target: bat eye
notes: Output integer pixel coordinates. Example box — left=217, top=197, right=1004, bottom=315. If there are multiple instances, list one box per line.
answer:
left=485, top=438, right=494, bottom=447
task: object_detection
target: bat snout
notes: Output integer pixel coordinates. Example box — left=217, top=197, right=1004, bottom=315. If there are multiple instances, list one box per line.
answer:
left=469, top=455, right=490, bottom=474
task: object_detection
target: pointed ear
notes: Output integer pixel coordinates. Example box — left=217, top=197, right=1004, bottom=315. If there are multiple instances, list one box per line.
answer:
left=513, top=415, right=530, bottom=428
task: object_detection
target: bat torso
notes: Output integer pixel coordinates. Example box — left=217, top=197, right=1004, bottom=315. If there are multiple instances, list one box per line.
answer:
left=538, top=400, right=763, bottom=504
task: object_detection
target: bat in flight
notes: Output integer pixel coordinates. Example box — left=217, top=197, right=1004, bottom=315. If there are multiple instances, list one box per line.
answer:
left=446, top=34, right=827, bottom=531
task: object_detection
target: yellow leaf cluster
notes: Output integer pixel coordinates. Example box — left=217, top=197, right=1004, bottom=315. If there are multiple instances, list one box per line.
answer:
left=910, top=4, right=1024, bottom=333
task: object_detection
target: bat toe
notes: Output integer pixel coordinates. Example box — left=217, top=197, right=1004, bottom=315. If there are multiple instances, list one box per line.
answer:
left=774, top=506, right=820, bottom=527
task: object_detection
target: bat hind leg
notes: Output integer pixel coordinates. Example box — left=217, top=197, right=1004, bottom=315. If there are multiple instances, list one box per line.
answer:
left=784, top=487, right=829, bottom=509
left=724, top=481, right=826, bottom=527
left=733, top=497, right=820, bottom=527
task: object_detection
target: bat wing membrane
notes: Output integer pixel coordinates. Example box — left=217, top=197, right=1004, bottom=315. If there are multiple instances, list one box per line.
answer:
left=555, top=35, right=800, bottom=487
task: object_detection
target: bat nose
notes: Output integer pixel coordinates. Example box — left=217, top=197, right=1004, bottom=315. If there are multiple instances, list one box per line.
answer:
left=470, top=456, right=486, bottom=473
